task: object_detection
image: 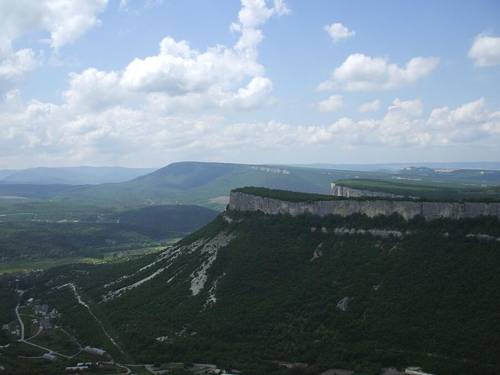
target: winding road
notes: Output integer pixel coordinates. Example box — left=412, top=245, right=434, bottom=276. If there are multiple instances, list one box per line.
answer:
left=15, top=303, right=74, bottom=359
left=14, top=305, right=24, bottom=341
left=12, top=286, right=132, bottom=374
left=57, top=283, right=131, bottom=373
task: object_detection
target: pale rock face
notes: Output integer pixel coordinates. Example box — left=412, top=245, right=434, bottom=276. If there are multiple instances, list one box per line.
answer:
left=228, top=191, right=500, bottom=221
left=310, top=243, right=323, bottom=262
left=190, top=233, right=234, bottom=296
left=331, top=184, right=404, bottom=199
left=336, top=297, right=352, bottom=312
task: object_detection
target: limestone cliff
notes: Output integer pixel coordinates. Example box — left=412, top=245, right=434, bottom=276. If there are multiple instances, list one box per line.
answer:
left=228, top=191, right=500, bottom=221
left=330, top=183, right=405, bottom=199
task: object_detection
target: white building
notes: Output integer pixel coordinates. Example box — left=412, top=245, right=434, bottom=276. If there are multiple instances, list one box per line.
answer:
left=83, top=346, right=106, bottom=356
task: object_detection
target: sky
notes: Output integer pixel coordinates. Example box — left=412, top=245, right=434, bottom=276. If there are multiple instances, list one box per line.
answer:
left=0, top=0, right=500, bottom=168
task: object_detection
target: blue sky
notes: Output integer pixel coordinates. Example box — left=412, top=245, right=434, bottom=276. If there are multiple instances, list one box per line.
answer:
left=1, top=0, right=500, bottom=168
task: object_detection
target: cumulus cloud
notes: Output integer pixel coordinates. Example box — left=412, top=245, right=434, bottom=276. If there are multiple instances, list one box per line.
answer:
left=0, top=0, right=108, bottom=51
left=324, top=23, right=355, bottom=43
left=120, top=37, right=263, bottom=96
left=0, top=49, right=38, bottom=81
left=389, top=98, right=423, bottom=116
left=0, top=0, right=293, bottom=167
left=468, top=34, right=500, bottom=67
left=62, top=0, right=288, bottom=113
left=358, top=99, right=380, bottom=113
left=64, top=68, right=125, bottom=112
left=319, top=53, right=439, bottom=91
left=225, top=76, right=274, bottom=110
left=2, top=1, right=496, bottom=167
left=317, top=95, right=343, bottom=112
left=2, top=94, right=499, bottom=167
left=0, top=0, right=108, bottom=90
left=231, top=0, right=289, bottom=54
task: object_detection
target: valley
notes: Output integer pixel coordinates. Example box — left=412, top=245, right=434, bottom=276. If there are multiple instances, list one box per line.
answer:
left=3, top=0, right=499, bottom=373
left=1, top=186, right=500, bottom=375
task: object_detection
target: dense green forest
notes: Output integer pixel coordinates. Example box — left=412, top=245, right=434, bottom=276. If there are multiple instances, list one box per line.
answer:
left=0, top=204, right=217, bottom=263
left=116, top=205, right=218, bottom=239
left=235, top=184, right=500, bottom=203
left=0, top=221, right=152, bottom=261
left=336, top=178, right=500, bottom=201
left=19, top=211, right=500, bottom=375
left=233, top=186, right=341, bottom=202
left=0, top=278, right=17, bottom=345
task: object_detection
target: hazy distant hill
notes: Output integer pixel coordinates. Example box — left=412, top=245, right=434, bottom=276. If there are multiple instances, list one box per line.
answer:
left=0, top=166, right=155, bottom=185
left=0, top=184, right=84, bottom=200
left=52, top=162, right=500, bottom=209
left=3, top=162, right=500, bottom=209
left=55, top=162, right=374, bottom=209
left=0, top=170, right=18, bottom=180
left=301, top=161, right=500, bottom=171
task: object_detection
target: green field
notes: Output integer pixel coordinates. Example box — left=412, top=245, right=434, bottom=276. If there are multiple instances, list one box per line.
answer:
left=0, top=245, right=168, bottom=275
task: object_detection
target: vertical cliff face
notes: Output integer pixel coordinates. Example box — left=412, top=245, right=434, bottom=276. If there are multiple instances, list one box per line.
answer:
left=330, top=183, right=404, bottom=199
left=228, top=191, right=500, bottom=220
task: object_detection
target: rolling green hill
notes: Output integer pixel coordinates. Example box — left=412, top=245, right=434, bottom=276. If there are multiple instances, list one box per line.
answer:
left=2, top=162, right=500, bottom=211
left=54, top=162, right=358, bottom=209
left=54, top=162, right=500, bottom=209
left=13, top=194, right=500, bottom=375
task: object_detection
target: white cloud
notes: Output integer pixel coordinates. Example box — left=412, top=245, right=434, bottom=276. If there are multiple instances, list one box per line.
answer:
left=426, top=98, right=498, bottom=143
left=2, top=94, right=499, bottom=167
left=120, top=37, right=263, bottom=96
left=468, top=34, right=500, bottom=67
left=0, top=0, right=108, bottom=90
left=225, top=76, right=274, bottom=110
left=0, top=49, right=38, bottom=81
left=2, top=1, right=497, bottom=167
left=428, top=98, right=488, bottom=129
left=0, top=0, right=107, bottom=51
left=324, top=23, right=355, bottom=43
left=319, top=53, right=439, bottom=91
left=232, top=0, right=289, bottom=54
left=389, top=98, right=423, bottom=116
left=0, top=0, right=293, bottom=167
left=358, top=99, right=380, bottom=113
left=318, top=95, right=343, bottom=112
left=64, top=68, right=126, bottom=112
left=63, top=0, right=288, bottom=113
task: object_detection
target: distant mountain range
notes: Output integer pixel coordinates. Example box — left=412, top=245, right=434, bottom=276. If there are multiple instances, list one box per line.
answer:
left=299, top=161, right=500, bottom=171
left=0, top=166, right=155, bottom=185
left=52, top=162, right=382, bottom=208
left=2, top=162, right=500, bottom=209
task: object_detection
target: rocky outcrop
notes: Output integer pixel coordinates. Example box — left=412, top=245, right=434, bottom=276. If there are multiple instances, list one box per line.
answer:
left=331, top=183, right=404, bottom=199
left=228, top=191, right=500, bottom=221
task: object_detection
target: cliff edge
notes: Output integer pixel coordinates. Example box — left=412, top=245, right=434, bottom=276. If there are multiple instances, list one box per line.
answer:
left=228, top=190, right=500, bottom=221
